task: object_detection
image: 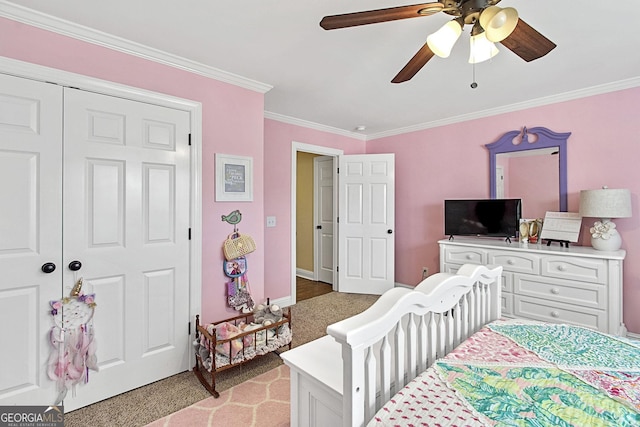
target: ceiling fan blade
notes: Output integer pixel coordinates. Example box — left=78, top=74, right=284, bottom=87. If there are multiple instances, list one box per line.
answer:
left=320, top=2, right=444, bottom=30
left=391, top=43, right=436, bottom=83
left=500, top=19, right=556, bottom=62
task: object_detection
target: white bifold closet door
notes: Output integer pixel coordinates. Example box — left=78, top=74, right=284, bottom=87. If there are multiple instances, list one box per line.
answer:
left=0, top=74, right=191, bottom=411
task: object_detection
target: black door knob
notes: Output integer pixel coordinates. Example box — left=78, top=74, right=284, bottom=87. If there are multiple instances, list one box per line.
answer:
left=68, top=260, right=82, bottom=271
left=316, top=225, right=322, bottom=229
left=41, top=262, right=56, bottom=274
left=387, top=229, right=393, bottom=234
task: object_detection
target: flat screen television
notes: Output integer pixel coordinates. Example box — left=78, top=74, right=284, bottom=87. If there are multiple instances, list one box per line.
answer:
left=444, top=199, right=522, bottom=238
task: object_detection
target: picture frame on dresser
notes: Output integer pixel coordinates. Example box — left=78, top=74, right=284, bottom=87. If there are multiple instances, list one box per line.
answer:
left=439, top=237, right=627, bottom=336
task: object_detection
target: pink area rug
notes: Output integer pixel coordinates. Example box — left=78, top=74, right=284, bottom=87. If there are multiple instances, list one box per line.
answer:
left=146, top=365, right=290, bottom=427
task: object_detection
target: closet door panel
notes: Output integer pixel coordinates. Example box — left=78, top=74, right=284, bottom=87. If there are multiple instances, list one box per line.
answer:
left=62, top=88, right=191, bottom=410
left=87, top=159, right=125, bottom=246
left=0, top=74, right=62, bottom=405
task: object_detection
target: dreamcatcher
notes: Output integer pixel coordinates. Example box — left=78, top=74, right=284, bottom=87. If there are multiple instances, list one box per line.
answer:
left=47, top=277, right=98, bottom=405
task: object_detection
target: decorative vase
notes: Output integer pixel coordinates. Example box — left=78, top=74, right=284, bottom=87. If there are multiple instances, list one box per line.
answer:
left=591, top=231, right=622, bottom=251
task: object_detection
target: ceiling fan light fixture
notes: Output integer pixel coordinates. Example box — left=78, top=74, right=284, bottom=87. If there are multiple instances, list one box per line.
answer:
left=480, top=6, right=518, bottom=42
left=418, top=3, right=445, bottom=16
left=468, top=32, right=499, bottom=64
left=426, top=20, right=463, bottom=58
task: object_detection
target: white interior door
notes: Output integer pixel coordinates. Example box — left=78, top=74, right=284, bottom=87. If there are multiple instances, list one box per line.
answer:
left=61, top=88, right=191, bottom=410
left=314, top=156, right=334, bottom=285
left=338, top=154, right=395, bottom=295
left=0, top=75, right=62, bottom=406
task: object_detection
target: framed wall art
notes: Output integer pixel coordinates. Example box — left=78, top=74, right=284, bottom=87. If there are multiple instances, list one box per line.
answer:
left=215, top=154, right=253, bottom=202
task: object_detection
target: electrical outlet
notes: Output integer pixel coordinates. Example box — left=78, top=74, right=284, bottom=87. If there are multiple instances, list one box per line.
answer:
left=422, top=267, right=429, bottom=280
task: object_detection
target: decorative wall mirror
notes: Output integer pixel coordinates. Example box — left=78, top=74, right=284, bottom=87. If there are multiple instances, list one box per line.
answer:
left=486, top=126, right=570, bottom=218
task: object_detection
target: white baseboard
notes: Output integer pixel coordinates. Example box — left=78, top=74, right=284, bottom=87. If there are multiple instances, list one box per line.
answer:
left=296, top=268, right=314, bottom=280
left=627, top=331, right=640, bottom=341
left=395, top=282, right=413, bottom=289
left=272, top=295, right=294, bottom=308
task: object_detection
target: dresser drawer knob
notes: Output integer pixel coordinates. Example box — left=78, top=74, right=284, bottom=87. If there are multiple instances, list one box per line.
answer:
left=551, top=288, right=560, bottom=295
left=551, top=311, right=560, bottom=318
left=557, top=265, right=566, bottom=272
left=507, top=259, right=515, bottom=265
left=466, top=254, right=472, bottom=260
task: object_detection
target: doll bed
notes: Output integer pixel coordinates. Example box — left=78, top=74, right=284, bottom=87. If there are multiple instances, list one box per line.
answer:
left=193, top=308, right=292, bottom=398
left=282, top=263, right=640, bottom=426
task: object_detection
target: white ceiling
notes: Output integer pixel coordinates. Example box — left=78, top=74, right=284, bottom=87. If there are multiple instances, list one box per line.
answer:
left=4, top=0, right=640, bottom=138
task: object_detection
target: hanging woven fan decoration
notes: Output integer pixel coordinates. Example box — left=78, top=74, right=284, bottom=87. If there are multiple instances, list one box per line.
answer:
left=319, top=0, right=556, bottom=83
left=47, top=278, right=98, bottom=404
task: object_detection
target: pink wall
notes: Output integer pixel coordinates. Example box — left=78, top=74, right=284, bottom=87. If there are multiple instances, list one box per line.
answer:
left=263, top=120, right=365, bottom=299
left=0, top=18, right=265, bottom=322
left=367, top=87, right=640, bottom=333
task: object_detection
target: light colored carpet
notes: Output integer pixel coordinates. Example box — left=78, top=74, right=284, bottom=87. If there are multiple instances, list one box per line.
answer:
left=63, top=291, right=379, bottom=427
left=146, top=365, right=290, bottom=427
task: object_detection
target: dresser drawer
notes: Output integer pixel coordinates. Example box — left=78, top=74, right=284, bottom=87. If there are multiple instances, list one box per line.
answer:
left=514, top=296, right=607, bottom=332
left=514, top=275, right=606, bottom=309
left=489, top=251, right=540, bottom=275
left=541, top=256, right=607, bottom=284
left=443, top=247, right=487, bottom=265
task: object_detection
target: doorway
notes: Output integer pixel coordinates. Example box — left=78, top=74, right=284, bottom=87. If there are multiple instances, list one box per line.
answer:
left=290, top=142, right=343, bottom=303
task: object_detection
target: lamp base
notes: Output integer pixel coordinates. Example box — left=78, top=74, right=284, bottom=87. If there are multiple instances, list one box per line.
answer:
left=591, top=231, right=622, bottom=251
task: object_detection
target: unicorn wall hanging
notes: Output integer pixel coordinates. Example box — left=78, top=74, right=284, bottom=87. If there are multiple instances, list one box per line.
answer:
left=48, top=277, right=98, bottom=404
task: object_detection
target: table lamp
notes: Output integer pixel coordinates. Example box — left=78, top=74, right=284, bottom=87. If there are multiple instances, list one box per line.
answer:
left=579, top=187, right=632, bottom=251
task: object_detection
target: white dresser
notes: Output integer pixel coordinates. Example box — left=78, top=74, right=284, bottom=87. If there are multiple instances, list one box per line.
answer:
left=439, top=238, right=626, bottom=335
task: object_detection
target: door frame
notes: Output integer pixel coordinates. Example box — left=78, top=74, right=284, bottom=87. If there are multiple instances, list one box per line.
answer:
left=0, top=56, right=203, bottom=368
left=291, top=142, right=342, bottom=302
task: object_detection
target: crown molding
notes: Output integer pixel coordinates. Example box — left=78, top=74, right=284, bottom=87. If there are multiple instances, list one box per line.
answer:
left=366, top=77, right=640, bottom=140
left=265, top=111, right=367, bottom=141
left=0, top=1, right=272, bottom=94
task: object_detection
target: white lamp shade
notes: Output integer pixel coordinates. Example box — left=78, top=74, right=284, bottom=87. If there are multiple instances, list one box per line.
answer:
left=480, top=6, right=519, bottom=42
left=468, top=32, right=499, bottom=64
left=579, top=188, right=632, bottom=219
left=427, top=20, right=462, bottom=58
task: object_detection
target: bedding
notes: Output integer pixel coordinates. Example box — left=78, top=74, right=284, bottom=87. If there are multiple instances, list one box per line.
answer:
left=368, top=319, right=640, bottom=427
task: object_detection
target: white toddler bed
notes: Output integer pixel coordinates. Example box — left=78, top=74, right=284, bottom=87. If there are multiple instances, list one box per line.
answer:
left=281, top=264, right=503, bottom=427
left=283, top=263, right=640, bottom=427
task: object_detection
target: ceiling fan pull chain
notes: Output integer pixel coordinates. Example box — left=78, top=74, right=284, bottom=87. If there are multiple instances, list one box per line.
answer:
left=471, top=62, right=478, bottom=89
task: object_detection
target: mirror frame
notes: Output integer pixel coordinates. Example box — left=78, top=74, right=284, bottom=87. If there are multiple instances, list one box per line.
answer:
left=486, top=126, right=571, bottom=212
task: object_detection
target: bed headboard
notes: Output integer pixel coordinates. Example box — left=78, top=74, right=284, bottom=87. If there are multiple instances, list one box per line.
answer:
left=327, top=264, right=503, bottom=426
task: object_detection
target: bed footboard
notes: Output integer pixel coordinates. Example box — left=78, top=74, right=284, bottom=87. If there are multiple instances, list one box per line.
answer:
left=328, top=264, right=503, bottom=426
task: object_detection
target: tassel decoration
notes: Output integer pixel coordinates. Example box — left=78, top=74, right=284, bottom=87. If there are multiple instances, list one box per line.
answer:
left=47, top=280, right=98, bottom=405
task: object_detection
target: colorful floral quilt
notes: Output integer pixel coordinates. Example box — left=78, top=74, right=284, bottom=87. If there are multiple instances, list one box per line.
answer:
left=368, top=320, right=640, bottom=426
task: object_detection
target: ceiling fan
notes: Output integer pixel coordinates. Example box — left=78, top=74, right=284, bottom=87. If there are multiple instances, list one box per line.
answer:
left=320, top=0, right=556, bottom=83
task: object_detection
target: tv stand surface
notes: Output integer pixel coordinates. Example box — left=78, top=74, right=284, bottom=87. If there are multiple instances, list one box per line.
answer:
left=438, top=238, right=626, bottom=336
